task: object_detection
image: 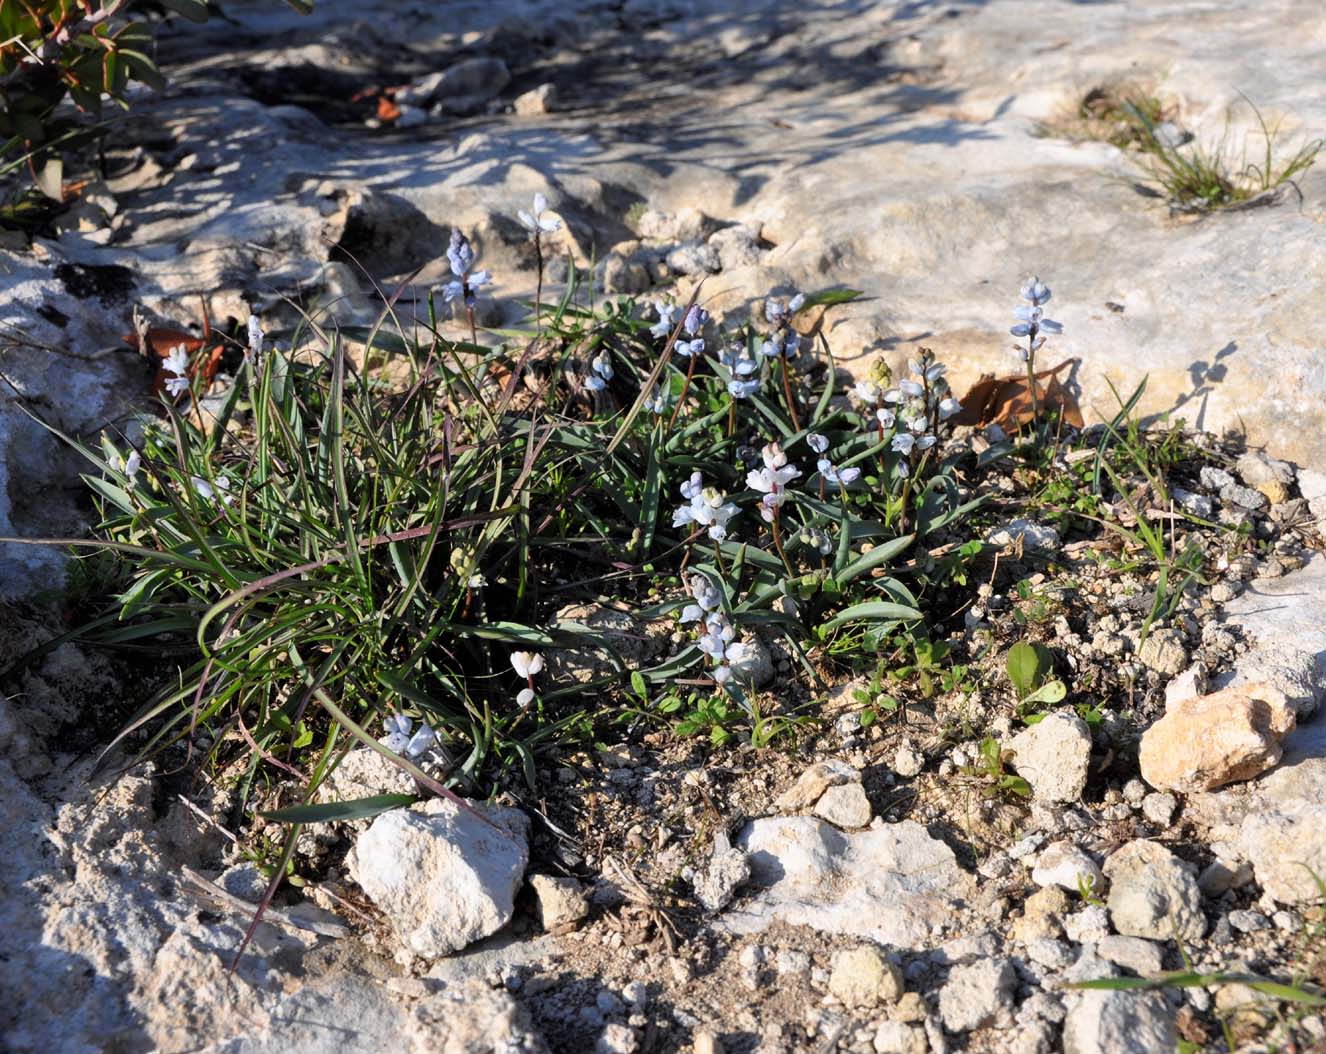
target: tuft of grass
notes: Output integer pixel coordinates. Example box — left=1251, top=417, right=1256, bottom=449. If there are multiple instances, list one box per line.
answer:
left=1125, top=95, right=1323, bottom=212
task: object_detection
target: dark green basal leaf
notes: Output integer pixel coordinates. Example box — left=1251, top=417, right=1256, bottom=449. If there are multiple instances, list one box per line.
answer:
left=158, top=0, right=211, bottom=22
left=260, top=793, right=417, bottom=824
left=819, top=600, right=922, bottom=633
left=837, top=533, right=915, bottom=585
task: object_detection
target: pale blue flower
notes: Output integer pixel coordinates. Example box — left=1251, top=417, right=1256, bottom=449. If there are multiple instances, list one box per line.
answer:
left=585, top=350, right=614, bottom=391
left=817, top=458, right=860, bottom=488
left=683, top=305, right=709, bottom=337
left=447, top=229, right=475, bottom=276
left=645, top=384, right=669, bottom=415
left=650, top=302, right=680, bottom=340
left=807, top=433, right=829, bottom=454
left=1020, top=276, right=1052, bottom=305
left=518, top=193, right=561, bottom=235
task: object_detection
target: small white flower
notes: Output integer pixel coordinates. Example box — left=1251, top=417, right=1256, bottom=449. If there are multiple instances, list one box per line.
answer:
left=892, top=433, right=916, bottom=455
left=681, top=575, right=723, bottom=623
left=645, top=384, right=669, bottom=415
left=379, top=714, right=436, bottom=758
left=649, top=302, right=679, bottom=340
left=883, top=388, right=905, bottom=404
left=899, top=379, right=924, bottom=398
left=163, top=345, right=190, bottom=378
left=517, top=687, right=536, bottom=707
left=680, top=471, right=704, bottom=501
left=246, top=315, right=263, bottom=360
left=938, top=397, right=962, bottom=420
left=113, top=449, right=141, bottom=481
left=817, top=458, right=861, bottom=488
left=674, top=338, right=705, bottom=358
left=728, top=378, right=760, bottom=399
left=876, top=408, right=896, bottom=429
left=517, top=192, right=562, bottom=234
left=511, top=651, right=544, bottom=678
left=852, top=380, right=882, bottom=405
left=467, top=573, right=487, bottom=588
left=807, top=433, right=829, bottom=454
left=192, top=476, right=213, bottom=500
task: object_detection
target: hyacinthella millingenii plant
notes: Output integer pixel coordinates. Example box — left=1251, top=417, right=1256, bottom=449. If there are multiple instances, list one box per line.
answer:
left=41, top=186, right=992, bottom=857
left=1010, top=275, right=1063, bottom=426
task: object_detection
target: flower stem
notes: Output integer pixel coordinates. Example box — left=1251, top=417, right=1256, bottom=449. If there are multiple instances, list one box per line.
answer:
left=667, top=355, right=698, bottom=432
left=780, top=350, right=801, bottom=431
left=534, top=236, right=544, bottom=337
left=1025, top=336, right=1039, bottom=427
left=466, top=303, right=479, bottom=348
left=727, top=399, right=736, bottom=438
left=771, top=507, right=796, bottom=578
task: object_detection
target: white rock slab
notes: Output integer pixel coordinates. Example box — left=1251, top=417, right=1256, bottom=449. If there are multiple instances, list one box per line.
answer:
left=723, top=817, right=972, bottom=948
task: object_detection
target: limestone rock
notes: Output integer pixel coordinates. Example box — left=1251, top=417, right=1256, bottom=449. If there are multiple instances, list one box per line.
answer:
left=726, top=818, right=972, bottom=949
left=1236, top=451, right=1294, bottom=488
left=529, top=874, right=590, bottom=932
left=1102, top=840, right=1205, bottom=942
left=1240, top=805, right=1326, bottom=905
left=351, top=798, right=529, bottom=957
left=546, top=602, right=665, bottom=683
left=872, top=1021, right=927, bottom=1054
left=1031, top=841, right=1104, bottom=894
left=1007, top=713, right=1091, bottom=802
left=398, top=57, right=511, bottom=114
left=985, top=519, right=1059, bottom=551
left=939, top=957, right=1016, bottom=1032
left=827, top=945, right=903, bottom=1008
left=775, top=760, right=859, bottom=812
left=514, top=83, right=558, bottom=116
left=322, top=746, right=417, bottom=805
left=708, top=225, right=762, bottom=270
left=1217, top=642, right=1324, bottom=720
left=1063, top=989, right=1177, bottom=1054
left=691, top=832, right=752, bottom=913
left=1095, top=935, right=1165, bottom=976
left=814, top=782, right=873, bottom=829
left=1139, top=684, right=1295, bottom=792
left=1137, top=629, right=1188, bottom=677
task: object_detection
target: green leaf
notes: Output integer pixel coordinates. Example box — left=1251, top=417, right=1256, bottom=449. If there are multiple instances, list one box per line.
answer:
left=837, top=533, right=915, bottom=584
left=1069, top=973, right=1326, bottom=1007
left=820, top=600, right=922, bottom=633
left=804, top=288, right=863, bottom=307
left=159, top=0, right=211, bottom=21
left=1006, top=640, right=1053, bottom=700
left=1021, top=679, right=1068, bottom=707
left=260, top=793, right=416, bottom=824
